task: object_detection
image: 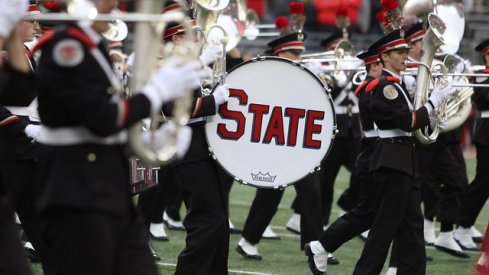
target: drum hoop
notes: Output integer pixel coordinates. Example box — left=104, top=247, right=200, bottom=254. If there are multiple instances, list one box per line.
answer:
left=205, top=56, right=337, bottom=188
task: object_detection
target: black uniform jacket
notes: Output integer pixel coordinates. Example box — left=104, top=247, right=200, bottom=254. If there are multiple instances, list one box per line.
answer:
left=0, top=64, right=38, bottom=160
left=472, top=69, right=489, bottom=146
left=163, top=88, right=217, bottom=164
left=354, top=75, right=378, bottom=168
left=369, top=70, right=431, bottom=177
left=36, top=24, right=152, bottom=216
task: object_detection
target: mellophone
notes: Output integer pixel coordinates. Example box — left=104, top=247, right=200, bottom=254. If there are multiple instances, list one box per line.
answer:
left=205, top=57, right=337, bottom=188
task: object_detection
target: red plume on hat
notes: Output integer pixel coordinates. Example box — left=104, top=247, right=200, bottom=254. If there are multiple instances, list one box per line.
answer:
left=37, top=0, right=63, bottom=13
left=376, top=10, right=394, bottom=34
left=289, top=2, right=306, bottom=33
left=381, top=0, right=402, bottom=31
left=274, top=16, right=291, bottom=36
left=336, top=4, right=350, bottom=33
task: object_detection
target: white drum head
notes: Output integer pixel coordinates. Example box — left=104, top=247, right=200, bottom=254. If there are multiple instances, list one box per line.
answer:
left=205, top=57, right=336, bottom=188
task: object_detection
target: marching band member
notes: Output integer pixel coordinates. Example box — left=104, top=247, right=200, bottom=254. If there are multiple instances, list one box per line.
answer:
left=156, top=6, right=232, bottom=274
left=316, top=28, right=362, bottom=228
left=305, top=47, right=383, bottom=275
left=237, top=4, right=325, bottom=263
left=0, top=1, right=37, bottom=274
left=0, top=2, right=53, bottom=271
left=301, top=21, right=457, bottom=273
left=455, top=38, right=489, bottom=250
left=403, top=22, right=470, bottom=258
left=350, top=27, right=457, bottom=274
left=34, top=0, right=207, bottom=274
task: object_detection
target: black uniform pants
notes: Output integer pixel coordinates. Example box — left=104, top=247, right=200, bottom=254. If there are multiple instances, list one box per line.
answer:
left=0, top=195, right=33, bottom=275
left=241, top=172, right=323, bottom=249
left=173, top=159, right=229, bottom=275
left=319, top=163, right=377, bottom=253
left=41, top=208, right=158, bottom=275
left=419, top=142, right=467, bottom=224
left=353, top=168, right=425, bottom=275
left=137, top=166, right=174, bottom=226
left=0, top=160, right=50, bottom=272
left=319, top=138, right=361, bottom=224
left=459, top=143, right=489, bottom=227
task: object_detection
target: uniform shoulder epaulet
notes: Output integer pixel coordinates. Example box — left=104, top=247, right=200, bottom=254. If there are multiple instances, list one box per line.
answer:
left=365, top=79, right=379, bottom=93
left=30, top=30, right=56, bottom=55
left=386, top=76, right=401, bottom=83
left=354, top=80, right=370, bottom=95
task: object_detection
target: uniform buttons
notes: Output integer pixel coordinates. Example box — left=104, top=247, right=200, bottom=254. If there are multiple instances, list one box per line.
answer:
left=87, top=153, right=97, bottom=162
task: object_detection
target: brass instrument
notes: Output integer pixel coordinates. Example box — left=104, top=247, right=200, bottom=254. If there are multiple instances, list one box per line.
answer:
left=437, top=54, right=473, bottom=133
left=403, top=0, right=466, bottom=144
left=411, top=13, right=447, bottom=144
left=128, top=1, right=196, bottom=166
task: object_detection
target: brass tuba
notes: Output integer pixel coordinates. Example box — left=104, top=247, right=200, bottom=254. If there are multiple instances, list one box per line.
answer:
left=403, top=0, right=466, bottom=144
left=128, top=0, right=196, bottom=166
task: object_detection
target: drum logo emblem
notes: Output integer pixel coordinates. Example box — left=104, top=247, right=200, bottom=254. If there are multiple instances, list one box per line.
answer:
left=251, top=172, right=277, bottom=183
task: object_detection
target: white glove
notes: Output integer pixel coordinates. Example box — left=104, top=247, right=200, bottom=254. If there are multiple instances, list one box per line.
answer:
left=333, top=71, right=348, bottom=88
left=213, top=84, right=229, bottom=106
left=304, top=61, right=323, bottom=77
left=24, top=124, right=41, bottom=141
left=428, top=84, right=456, bottom=109
left=0, top=0, right=29, bottom=38
left=142, top=58, right=207, bottom=113
left=199, top=44, right=223, bottom=67
left=141, top=121, right=192, bottom=159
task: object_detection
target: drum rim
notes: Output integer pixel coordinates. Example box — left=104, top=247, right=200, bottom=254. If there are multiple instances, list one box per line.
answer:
left=205, top=56, right=337, bottom=188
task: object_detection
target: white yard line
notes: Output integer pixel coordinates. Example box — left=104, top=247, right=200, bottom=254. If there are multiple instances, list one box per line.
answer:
left=156, top=262, right=277, bottom=275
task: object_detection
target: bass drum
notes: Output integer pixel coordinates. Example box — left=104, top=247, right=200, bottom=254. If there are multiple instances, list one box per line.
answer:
left=205, top=57, right=336, bottom=188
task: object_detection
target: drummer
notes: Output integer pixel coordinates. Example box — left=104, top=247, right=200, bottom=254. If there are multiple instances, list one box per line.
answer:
left=236, top=4, right=325, bottom=263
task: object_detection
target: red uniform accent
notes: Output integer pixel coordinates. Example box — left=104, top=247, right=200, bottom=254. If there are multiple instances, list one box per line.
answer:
left=30, top=30, right=56, bottom=56
left=66, top=28, right=97, bottom=48
left=0, top=116, right=20, bottom=127
left=365, top=76, right=400, bottom=93
left=354, top=80, right=371, bottom=95
left=366, top=79, right=380, bottom=93
left=192, top=97, right=203, bottom=117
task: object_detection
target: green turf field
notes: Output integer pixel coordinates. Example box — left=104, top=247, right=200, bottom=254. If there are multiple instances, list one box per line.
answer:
left=32, top=157, right=487, bottom=275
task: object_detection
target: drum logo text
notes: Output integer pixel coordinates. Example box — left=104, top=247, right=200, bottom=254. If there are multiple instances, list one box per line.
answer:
left=251, top=172, right=277, bottom=183
left=217, top=88, right=325, bottom=149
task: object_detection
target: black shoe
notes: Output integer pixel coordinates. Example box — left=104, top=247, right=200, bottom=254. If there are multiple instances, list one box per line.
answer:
left=149, top=232, right=169, bottom=242
left=327, top=254, right=340, bottom=265
left=426, top=255, right=434, bottom=261
left=286, top=226, right=301, bottom=235
left=148, top=242, right=161, bottom=261
left=235, top=245, right=262, bottom=260
left=473, top=236, right=483, bottom=243
left=230, top=227, right=243, bottom=234
left=24, top=246, right=40, bottom=263
left=304, top=243, right=326, bottom=275
left=434, top=245, right=470, bottom=259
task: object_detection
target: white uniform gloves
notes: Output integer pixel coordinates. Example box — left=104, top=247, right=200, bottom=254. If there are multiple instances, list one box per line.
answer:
left=24, top=124, right=41, bottom=141
left=304, top=61, right=323, bottom=77
left=333, top=71, right=348, bottom=88
left=142, top=58, right=207, bottom=114
left=213, top=84, right=230, bottom=106
left=141, top=121, right=192, bottom=159
left=199, top=45, right=223, bottom=67
left=0, top=0, right=29, bottom=38
left=427, top=84, right=458, bottom=111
